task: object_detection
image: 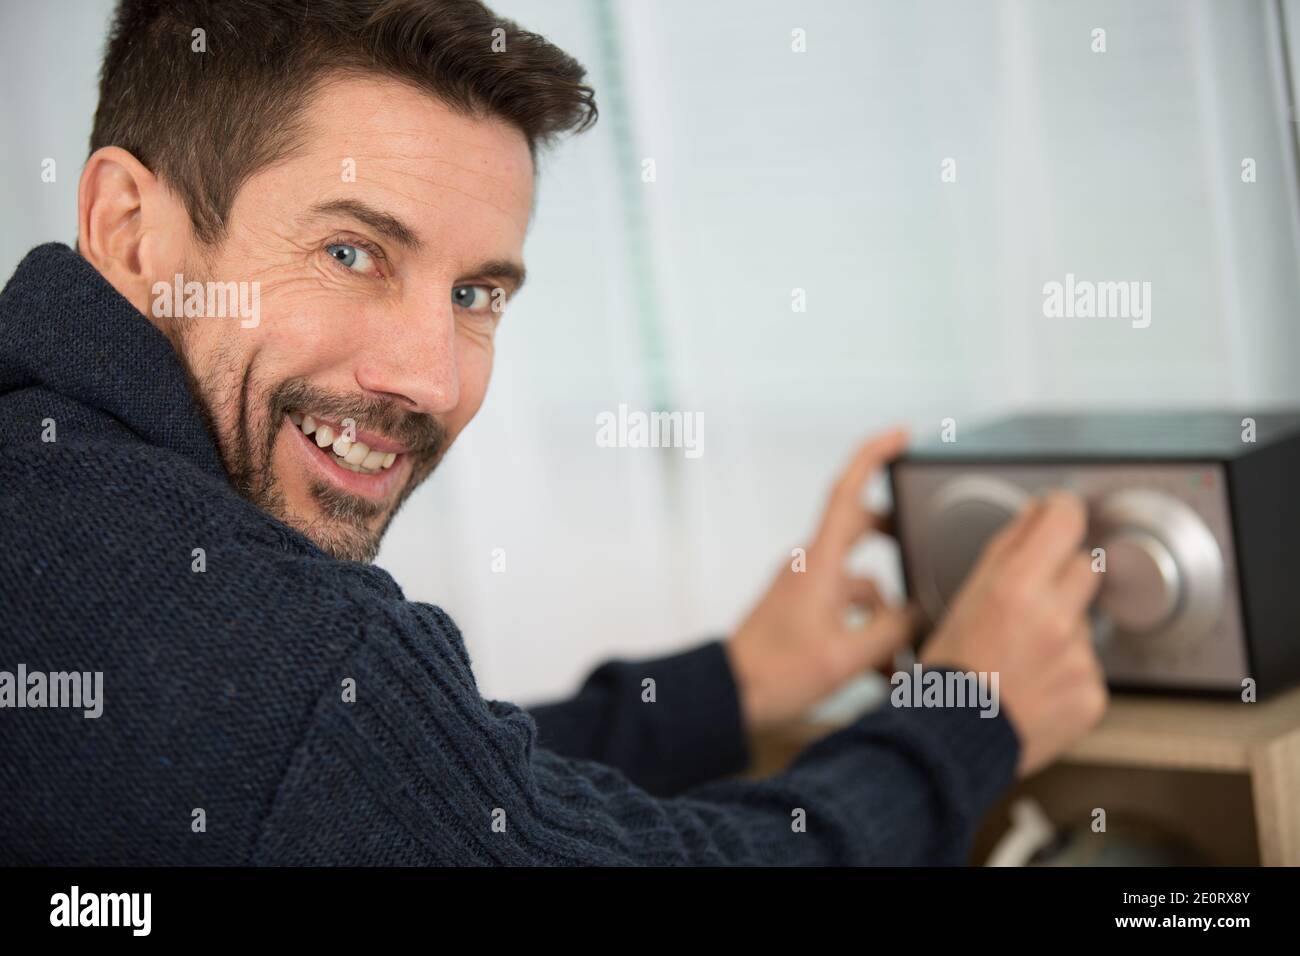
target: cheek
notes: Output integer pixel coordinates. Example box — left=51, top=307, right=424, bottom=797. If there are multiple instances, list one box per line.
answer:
left=258, top=287, right=362, bottom=365
left=176, top=320, right=252, bottom=397
left=451, top=335, right=495, bottom=428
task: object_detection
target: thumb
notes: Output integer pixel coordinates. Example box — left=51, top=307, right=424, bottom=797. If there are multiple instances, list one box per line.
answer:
left=811, top=428, right=909, bottom=560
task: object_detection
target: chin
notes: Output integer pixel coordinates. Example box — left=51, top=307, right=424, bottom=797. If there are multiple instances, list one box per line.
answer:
left=291, top=509, right=385, bottom=564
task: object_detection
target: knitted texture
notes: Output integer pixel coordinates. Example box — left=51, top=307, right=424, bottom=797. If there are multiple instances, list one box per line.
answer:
left=0, top=243, right=1019, bottom=864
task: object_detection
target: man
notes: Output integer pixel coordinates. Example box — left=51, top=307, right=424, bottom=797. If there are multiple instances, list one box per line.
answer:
left=0, top=0, right=1106, bottom=864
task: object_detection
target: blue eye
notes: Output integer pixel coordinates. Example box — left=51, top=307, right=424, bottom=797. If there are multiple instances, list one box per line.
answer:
left=325, top=242, right=375, bottom=272
left=452, top=285, right=495, bottom=313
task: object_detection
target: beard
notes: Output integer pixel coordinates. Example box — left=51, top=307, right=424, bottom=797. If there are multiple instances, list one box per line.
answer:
left=174, top=338, right=446, bottom=564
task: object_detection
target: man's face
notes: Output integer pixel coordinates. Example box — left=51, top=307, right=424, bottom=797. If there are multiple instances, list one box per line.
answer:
left=164, top=76, right=534, bottom=561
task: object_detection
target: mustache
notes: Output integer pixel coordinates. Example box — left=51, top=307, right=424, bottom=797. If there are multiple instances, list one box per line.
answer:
left=267, top=377, right=446, bottom=455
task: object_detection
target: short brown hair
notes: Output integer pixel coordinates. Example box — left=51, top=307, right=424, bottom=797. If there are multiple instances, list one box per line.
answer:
left=90, top=0, right=597, bottom=243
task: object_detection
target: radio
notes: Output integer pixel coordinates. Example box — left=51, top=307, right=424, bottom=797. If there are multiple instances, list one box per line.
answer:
left=889, top=411, right=1300, bottom=696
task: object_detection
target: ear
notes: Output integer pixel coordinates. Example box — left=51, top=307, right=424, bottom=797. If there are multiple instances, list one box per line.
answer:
left=77, top=146, right=187, bottom=318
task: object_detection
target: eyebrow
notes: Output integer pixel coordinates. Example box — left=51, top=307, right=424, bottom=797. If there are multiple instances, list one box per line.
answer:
left=467, top=258, right=527, bottom=296
left=305, top=198, right=422, bottom=250
left=305, top=199, right=526, bottom=294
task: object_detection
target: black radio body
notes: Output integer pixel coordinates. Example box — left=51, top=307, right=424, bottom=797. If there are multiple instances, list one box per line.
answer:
left=889, top=411, right=1300, bottom=697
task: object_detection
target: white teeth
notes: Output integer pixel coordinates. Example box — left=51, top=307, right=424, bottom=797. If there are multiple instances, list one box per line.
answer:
left=334, top=456, right=382, bottom=474
left=290, top=412, right=399, bottom=474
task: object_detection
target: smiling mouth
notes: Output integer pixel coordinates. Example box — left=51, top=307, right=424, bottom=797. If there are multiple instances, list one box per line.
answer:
left=287, top=410, right=400, bottom=475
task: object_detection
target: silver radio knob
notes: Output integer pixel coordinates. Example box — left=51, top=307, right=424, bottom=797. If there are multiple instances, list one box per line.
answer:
left=1095, top=529, right=1180, bottom=633
left=1090, top=489, right=1224, bottom=650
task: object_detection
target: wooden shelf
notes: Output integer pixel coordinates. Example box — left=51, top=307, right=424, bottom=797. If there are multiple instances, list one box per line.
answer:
left=1065, top=686, right=1300, bottom=772
left=748, top=684, right=1300, bottom=865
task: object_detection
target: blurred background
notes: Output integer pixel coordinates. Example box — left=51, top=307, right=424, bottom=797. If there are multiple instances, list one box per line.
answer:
left=4, top=0, right=1300, bottom=707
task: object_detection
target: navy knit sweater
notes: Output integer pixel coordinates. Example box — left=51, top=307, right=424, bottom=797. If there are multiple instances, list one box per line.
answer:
left=0, top=243, right=1019, bottom=865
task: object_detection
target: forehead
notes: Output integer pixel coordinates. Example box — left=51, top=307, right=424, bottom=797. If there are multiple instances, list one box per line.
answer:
left=238, top=73, right=535, bottom=252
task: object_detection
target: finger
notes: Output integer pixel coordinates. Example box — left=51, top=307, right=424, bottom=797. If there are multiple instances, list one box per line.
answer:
left=821, top=510, right=895, bottom=559
left=978, top=496, right=1043, bottom=566
left=1055, top=550, right=1103, bottom=615
left=1003, top=490, right=1088, bottom=585
left=811, top=428, right=909, bottom=557
left=831, top=602, right=920, bottom=677
left=963, top=496, right=1043, bottom=593
left=1049, top=623, right=1103, bottom=686
left=846, top=577, right=885, bottom=612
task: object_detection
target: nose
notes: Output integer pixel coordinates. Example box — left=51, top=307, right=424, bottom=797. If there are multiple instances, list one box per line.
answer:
left=353, top=295, right=460, bottom=415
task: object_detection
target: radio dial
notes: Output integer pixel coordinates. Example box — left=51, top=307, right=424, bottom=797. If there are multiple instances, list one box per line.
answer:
left=1091, top=489, right=1224, bottom=650
left=1094, top=529, right=1180, bottom=633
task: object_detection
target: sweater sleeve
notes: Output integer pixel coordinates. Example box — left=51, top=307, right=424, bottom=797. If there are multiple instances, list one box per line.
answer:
left=524, top=640, right=751, bottom=796
left=252, top=600, right=1020, bottom=866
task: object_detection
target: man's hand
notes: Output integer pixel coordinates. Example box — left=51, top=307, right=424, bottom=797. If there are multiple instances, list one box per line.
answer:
left=725, top=429, right=919, bottom=734
left=920, top=491, right=1108, bottom=777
